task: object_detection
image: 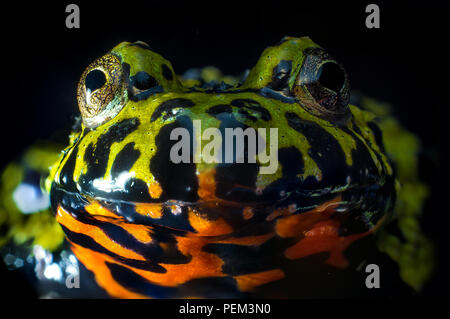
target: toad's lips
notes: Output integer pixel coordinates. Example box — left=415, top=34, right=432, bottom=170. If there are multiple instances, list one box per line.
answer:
left=51, top=164, right=395, bottom=234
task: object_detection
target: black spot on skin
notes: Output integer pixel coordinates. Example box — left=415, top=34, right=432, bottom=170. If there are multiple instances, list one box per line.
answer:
left=285, top=112, right=349, bottom=189
left=206, top=104, right=232, bottom=116
left=150, top=115, right=199, bottom=202
left=341, top=126, right=384, bottom=184
left=82, top=118, right=140, bottom=180
left=150, top=98, right=195, bottom=122
left=110, top=142, right=140, bottom=179
left=131, top=86, right=163, bottom=101
left=278, top=147, right=304, bottom=177
left=131, top=71, right=158, bottom=91
left=85, top=69, right=106, bottom=92
left=78, top=118, right=152, bottom=202
left=350, top=119, right=388, bottom=177
left=268, top=60, right=292, bottom=93
left=161, top=64, right=173, bottom=81
left=213, top=113, right=260, bottom=202
left=128, top=71, right=162, bottom=101
left=230, top=99, right=271, bottom=121
left=256, top=147, right=305, bottom=203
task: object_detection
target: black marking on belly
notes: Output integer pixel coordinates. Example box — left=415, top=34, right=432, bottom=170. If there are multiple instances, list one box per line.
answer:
left=203, top=238, right=283, bottom=276
left=71, top=210, right=191, bottom=264
left=230, top=99, right=271, bottom=121
left=161, top=64, right=173, bottom=81
left=150, top=115, right=199, bottom=202
left=105, top=262, right=244, bottom=298
left=150, top=98, right=195, bottom=122
left=61, top=225, right=167, bottom=273
left=106, top=262, right=175, bottom=297
left=206, top=104, right=232, bottom=116
left=111, top=142, right=140, bottom=179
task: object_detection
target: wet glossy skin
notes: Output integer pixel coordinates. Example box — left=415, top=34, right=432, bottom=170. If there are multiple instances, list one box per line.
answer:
left=47, top=37, right=396, bottom=298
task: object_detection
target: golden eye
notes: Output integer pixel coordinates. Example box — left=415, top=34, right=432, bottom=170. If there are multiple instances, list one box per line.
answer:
left=293, top=47, right=350, bottom=124
left=77, top=54, right=127, bottom=127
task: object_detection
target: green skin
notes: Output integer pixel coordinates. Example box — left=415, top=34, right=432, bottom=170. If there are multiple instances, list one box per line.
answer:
left=0, top=37, right=434, bottom=293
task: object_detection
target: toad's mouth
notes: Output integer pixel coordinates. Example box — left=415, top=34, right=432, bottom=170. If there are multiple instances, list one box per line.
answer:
left=50, top=171, right=394, bottom=237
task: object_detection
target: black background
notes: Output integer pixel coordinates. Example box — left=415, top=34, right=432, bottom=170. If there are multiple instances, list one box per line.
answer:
left=0, top=0, right=448, bottom=299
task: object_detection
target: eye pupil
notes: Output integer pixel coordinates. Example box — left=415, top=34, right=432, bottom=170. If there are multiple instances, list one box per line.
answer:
left=85, top=69, right=106, bottom=92
left=318, top=62, right=345, bottom=93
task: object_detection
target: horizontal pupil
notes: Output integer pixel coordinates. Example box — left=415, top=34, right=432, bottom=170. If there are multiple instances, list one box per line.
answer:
left=85, top=69, right=106, bottom=92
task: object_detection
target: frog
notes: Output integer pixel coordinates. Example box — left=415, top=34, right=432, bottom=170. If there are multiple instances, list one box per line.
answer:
left=0, top=36, right=434, bottom=298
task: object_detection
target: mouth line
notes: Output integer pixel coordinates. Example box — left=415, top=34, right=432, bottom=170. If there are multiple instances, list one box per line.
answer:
left=51, top=178, right=388, bottom=236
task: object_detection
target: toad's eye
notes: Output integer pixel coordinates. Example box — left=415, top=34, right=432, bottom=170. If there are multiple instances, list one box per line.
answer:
left=293, top=47, right=350, bottom=124
left=77, top=54, right=127, bottom=128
